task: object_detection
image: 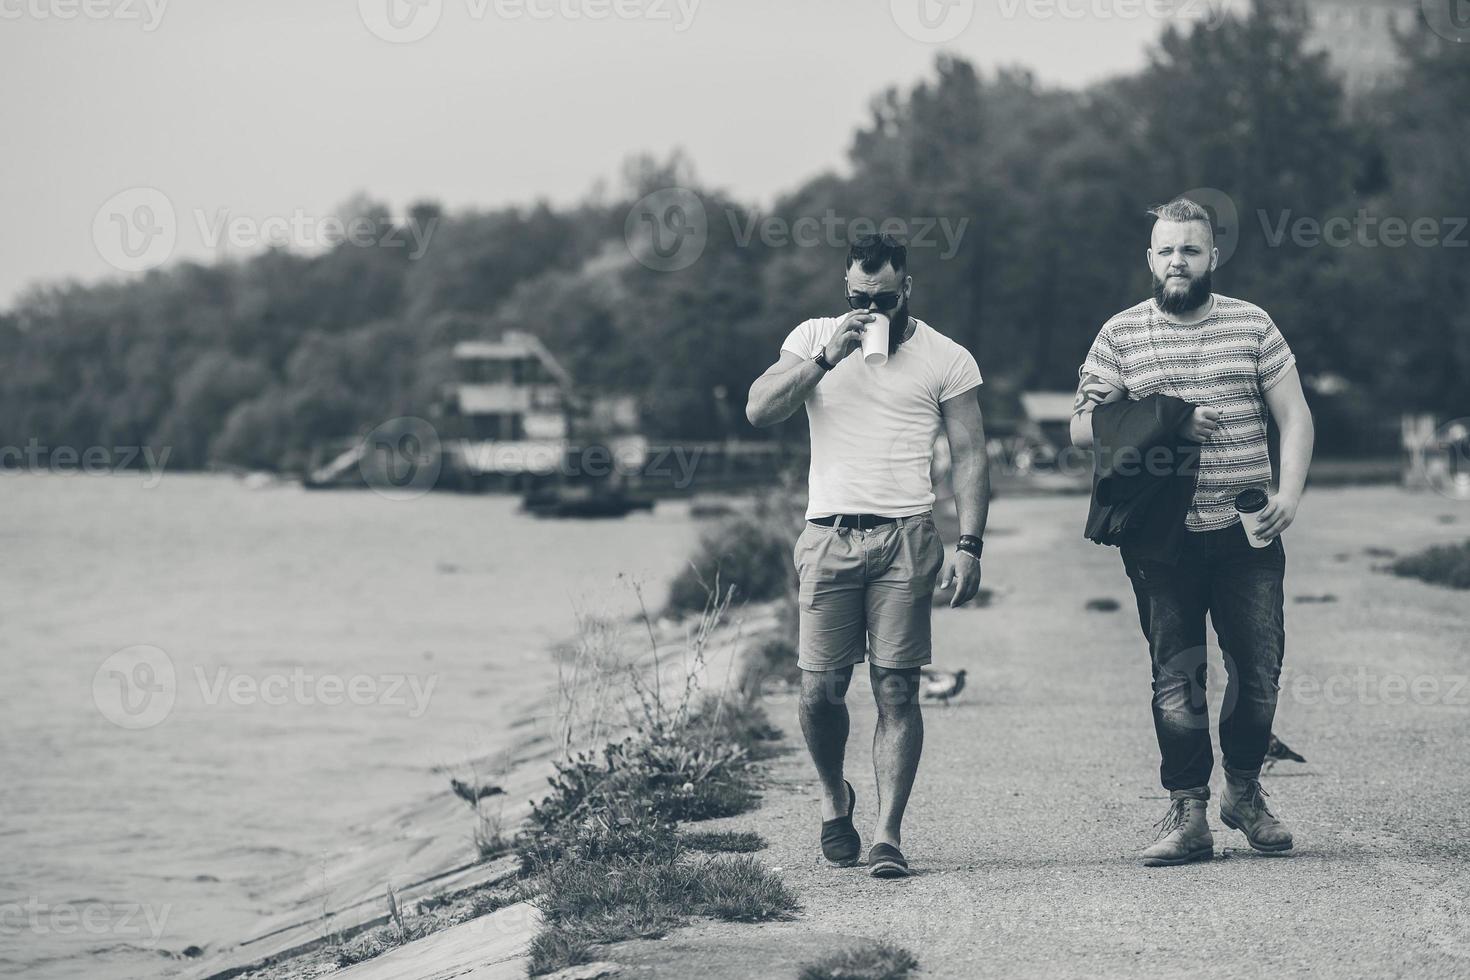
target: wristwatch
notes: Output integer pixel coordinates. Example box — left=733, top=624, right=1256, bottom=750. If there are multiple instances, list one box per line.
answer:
left=956, top=535, right=983, bottom=560
left=813, top=349, right=835, bottom=372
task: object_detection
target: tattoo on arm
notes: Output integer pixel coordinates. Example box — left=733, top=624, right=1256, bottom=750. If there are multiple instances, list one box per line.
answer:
left=1072, top=374, right=1116, bottom=418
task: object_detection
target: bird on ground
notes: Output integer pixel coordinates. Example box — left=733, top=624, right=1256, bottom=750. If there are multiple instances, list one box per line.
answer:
left=920, top=668, right=967, bottom=705
left=450, top=779, right=505, bottom=805
left=1264, top=734, right=1306, bottom=771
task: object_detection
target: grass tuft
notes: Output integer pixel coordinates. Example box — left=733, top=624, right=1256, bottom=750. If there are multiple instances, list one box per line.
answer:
left=1389, top=540, right=1470, bottom=590
left=798, top=942, right=921, bottom=980
left=526, top=927, right=593, bottom=976
left=687, top=855, right=796, bottom=921
left=527, top=853, right=796, bottom=975
left=680, top=830, right=767, bottom=853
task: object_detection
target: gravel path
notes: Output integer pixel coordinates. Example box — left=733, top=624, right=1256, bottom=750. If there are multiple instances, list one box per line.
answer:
left=611, top=487, right=1470, bottom=978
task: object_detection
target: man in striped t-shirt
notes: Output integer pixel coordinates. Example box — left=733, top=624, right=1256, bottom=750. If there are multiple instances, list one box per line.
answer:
left=1071, top=198, right=1315, bottom=867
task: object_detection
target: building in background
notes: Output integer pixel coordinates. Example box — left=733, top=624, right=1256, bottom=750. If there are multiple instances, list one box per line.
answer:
left=441, top=331, right=645, bottom=489
left=305, top=331, right=645, bottom=493
left=448, top=334, right=573, bottom=443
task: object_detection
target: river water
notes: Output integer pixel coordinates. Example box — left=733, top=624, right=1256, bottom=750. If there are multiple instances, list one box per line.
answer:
left=0, top=473, right=699, bottom=979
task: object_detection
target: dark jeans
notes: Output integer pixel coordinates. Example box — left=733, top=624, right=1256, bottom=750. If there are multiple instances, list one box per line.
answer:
left=1122, top=523, right=1286, bottom=793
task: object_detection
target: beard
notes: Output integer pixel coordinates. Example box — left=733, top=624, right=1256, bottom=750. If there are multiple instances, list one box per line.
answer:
left=888, top=299, right=912, bottom=355
left=1153, top=268, right=1213, bottom=316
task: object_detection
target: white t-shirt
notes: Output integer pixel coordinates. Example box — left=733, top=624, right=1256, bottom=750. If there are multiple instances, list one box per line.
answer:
left=781, top=316, right=983, bottom=519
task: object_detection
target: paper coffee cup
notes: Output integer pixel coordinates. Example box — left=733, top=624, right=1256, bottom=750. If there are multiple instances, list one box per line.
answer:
left=1235, top=488, right=1271, bottom=548
left=861, top=313, right=891, bottom=366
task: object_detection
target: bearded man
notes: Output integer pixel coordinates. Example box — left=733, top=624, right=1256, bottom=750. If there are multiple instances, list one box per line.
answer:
left=1070, top=198, right=1315, bottom=866
left=746, top=234, right=989, bottom=877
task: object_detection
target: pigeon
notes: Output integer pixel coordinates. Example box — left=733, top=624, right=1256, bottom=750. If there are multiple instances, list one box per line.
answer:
left=1264, top=734, right=1306, bottom=771
left=920, top=668, right=966, bottom=705
left=450, top=779, right=505, bottom=805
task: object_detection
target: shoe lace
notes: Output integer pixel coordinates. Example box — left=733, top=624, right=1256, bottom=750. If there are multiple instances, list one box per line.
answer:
left=1152, top=799, right=1189, bottom=840
left=1239, top=780, right=1275, bottom=817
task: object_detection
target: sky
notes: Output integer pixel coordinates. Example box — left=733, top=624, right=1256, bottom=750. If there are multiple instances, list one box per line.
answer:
left=0, top=0, right=1218, bottom=308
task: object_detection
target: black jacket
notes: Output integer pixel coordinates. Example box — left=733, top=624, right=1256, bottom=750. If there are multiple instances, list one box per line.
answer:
left=1084, top=394, right=1200, bottom=564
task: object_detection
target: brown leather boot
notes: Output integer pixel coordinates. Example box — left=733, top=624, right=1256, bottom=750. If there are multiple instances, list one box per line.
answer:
left=1140, top=794, right=1214, bottom=867
left=1220, top=777, right=1294, bottom=853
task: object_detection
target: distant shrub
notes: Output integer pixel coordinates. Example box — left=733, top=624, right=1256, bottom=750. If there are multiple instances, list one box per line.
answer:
left=1390, top=540, right=1470, bottom=590
left=739, top=636, right=802, bottom=698
left=665, top=512, right=797, bottom=616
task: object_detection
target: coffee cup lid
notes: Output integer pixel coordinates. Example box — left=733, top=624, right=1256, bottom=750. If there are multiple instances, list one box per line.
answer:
left=1234, top=488, right=1268, bottom=513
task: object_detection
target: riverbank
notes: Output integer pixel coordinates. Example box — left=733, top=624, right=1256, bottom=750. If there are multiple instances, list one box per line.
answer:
left=596, top=486, right=1470, bottom=978
left=193, top=590, right=791, bottom=980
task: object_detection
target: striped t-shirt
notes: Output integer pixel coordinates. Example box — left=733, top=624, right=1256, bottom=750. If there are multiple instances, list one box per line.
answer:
left=1081, top=294, right=1296, bottom=532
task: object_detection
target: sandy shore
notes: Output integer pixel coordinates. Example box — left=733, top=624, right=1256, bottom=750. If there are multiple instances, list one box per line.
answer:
left=601, top=487, right=1470, bottom=978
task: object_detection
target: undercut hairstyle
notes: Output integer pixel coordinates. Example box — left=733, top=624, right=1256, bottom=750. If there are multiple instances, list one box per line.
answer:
left=847, top=233, right=907, bottom=276
left=1147, top=198, right=1215, bottom=245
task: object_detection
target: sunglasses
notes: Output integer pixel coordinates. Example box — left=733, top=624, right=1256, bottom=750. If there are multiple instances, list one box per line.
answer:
left=845, top=290, right=903, bottom=312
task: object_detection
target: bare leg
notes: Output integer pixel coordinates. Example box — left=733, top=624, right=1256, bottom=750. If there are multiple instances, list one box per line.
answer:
left=870, top=664, right=923, bottom=848
left=799, top=665, right=854, bottom=820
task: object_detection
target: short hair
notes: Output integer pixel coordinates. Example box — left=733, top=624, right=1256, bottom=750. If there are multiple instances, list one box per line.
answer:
left=847, top=233, right=907, bottom=276
left=1148, top=198, right=1215, bottom=243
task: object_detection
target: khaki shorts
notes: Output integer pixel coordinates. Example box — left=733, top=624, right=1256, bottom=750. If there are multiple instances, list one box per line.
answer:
left=792, top=513, right=944, bottom=672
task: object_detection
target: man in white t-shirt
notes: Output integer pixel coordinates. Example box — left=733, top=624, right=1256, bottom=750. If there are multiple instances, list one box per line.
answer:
left=745, top=235, right=991, bottom=878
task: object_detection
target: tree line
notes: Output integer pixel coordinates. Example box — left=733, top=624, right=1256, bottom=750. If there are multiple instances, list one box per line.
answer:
left=3, top=0, right=1464, bottom=470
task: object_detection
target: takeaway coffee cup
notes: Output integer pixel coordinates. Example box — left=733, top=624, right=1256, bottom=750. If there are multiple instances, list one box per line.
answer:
left=1235, top=488, right=1272, bottom=548
left=861, top=313, right=891, bottom=366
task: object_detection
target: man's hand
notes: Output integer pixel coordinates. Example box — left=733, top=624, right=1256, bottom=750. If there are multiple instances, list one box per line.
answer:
left=938, top=550, right=982, bottom=608
left=1179, top=406, right=1222, bottom=443
left=1254, top=492, right=1299, bottom=541
left=822, top=312, right=874, bottom=367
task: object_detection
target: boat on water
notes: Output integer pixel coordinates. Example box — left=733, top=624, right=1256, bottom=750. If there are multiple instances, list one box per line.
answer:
left=520, top=477, right=655, bottom=519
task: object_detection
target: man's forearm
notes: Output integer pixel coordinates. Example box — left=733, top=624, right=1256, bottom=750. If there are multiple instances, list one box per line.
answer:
left=950, top=449, right=991, bottom=540
left=1277, top=414, right=1315, bottom=500
left=1069, top=411, right=1095, bottom=449
left=746, top=359, right=825, bottom=428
